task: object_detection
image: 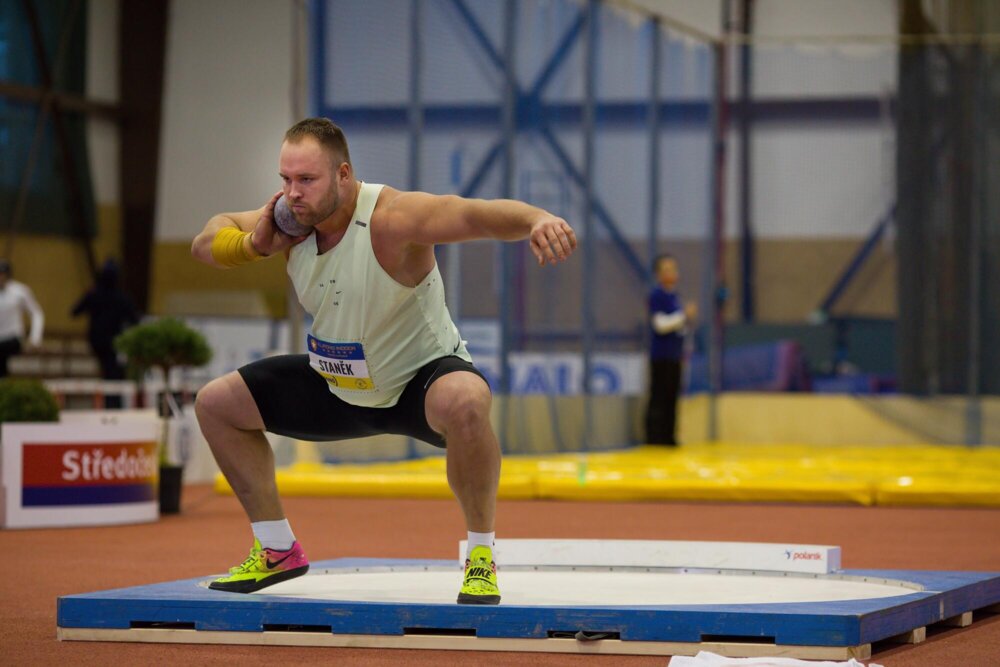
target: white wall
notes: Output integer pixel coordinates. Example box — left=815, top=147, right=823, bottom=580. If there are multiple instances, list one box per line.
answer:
left=754, top=0, right=897, bottom=38
left=609, top=0, right=722, bottom=40
left=737, top=0, right=898, bottom=239
left=155, top=0, right=296, bottom=242
left=608, top=0, right=897, bottom=40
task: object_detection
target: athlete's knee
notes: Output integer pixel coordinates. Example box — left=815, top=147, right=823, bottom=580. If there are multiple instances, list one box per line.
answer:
left=435, top=386, right=491, bottom=441
left=195, top=373, right=253, bottom=428
left=194, top=377, right=227, bottom=424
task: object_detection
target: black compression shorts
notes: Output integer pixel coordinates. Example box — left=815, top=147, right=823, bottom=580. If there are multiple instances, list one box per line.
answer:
left=237, top=354, right=488, bottom=448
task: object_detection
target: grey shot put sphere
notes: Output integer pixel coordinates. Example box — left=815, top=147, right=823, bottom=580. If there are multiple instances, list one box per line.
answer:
left=274, top=195, right=313, bottom=236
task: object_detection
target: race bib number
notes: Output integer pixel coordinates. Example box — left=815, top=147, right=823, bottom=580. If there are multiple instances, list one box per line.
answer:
left=307, top=335, right=375, bottom=391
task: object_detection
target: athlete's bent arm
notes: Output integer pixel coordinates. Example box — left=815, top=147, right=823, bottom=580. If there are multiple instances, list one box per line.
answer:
left=384, top=192, right=577, bottom=266
left=192, top=191, right=295, bottom=268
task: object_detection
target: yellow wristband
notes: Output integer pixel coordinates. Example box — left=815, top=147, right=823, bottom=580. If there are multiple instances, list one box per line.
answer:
left=210, top=227, right=263, bottom=267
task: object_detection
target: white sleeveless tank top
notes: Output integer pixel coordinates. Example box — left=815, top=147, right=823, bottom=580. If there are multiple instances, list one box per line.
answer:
left=287, top=182, right=470, bottom=407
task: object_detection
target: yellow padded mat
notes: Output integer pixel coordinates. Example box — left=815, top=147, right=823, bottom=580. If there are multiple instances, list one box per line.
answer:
left=214, top=443, right=1000, bottom=507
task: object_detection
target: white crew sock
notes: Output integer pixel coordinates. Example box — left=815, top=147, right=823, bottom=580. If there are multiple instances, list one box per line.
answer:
left=251, top=519, right=296, bottom=551
left=466, top=531, right=495, bottom=559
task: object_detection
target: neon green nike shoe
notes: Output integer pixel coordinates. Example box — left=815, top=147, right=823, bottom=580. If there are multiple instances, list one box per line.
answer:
left=209, top=538, right=309, bottom=593
left=457, top=544, right=501, bottom=605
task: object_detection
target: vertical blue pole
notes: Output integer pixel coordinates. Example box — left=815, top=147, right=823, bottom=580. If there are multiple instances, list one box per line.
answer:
left=645, top=19, right=661, bottom=448
left=647, top=18, right=661, bottom=271
left=500, top=0, right=517, bottom=394
left=581, top=0, right=598, bottom=447
left=407, top=0, right=423, bottom=459
left=309, top=0, right=325, bottom=117
left=498, top=0, right=517, bottom=449
left=965, top=43, right=985, bottom=446
left=738, top=0, right=755, bottom=322
left=408, top=0, right=423, bottom=192
left=704, top=3, right=733, bottom=443
left=500, top=0, right=518, bottom=394
left=706, top=38, right=728, bottom=442
left=705, top=44, right=719, bottom=442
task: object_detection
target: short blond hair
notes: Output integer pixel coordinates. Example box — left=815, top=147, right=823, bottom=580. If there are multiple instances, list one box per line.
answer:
left=284, top=117, right=352, bottom=167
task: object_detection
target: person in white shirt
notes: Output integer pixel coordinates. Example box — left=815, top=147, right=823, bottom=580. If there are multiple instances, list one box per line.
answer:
left=0, top=260, right=45, bottom=377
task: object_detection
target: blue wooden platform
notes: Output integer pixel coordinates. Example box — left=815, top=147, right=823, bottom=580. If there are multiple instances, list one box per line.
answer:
left=56, top=558, right=1000, bottom=656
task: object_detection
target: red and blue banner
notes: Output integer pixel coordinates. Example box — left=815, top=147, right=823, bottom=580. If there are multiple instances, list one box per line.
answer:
left=21, top=442, right=158, bottom=507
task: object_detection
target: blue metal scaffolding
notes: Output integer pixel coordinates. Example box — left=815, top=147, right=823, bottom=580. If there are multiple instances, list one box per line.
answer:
left=309, top=0, right=720, bottom=449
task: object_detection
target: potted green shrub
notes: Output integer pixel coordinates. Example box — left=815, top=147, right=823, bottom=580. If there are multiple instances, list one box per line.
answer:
left=0, top=378, right=60, bottom=423
left=114, top=317, right=212, bottom=513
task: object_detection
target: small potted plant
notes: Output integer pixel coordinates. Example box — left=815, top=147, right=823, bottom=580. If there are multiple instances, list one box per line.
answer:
left=0, top=378, right=60, bottom=424
left=114, top=317, right=211, bottom=513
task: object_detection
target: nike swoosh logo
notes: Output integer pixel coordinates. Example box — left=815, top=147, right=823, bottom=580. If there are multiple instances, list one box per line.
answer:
left=266, top=551, right=295, bottom=569
left=453, top=341, right=461, bottom=353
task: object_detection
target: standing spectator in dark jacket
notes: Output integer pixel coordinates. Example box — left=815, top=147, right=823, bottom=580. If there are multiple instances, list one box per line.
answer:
left=646, top=254, right=696, bottom=446
left=71, top=259, right=139, bottom=379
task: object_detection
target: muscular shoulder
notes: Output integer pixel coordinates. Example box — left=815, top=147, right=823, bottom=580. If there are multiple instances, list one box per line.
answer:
left=371, top=186, right=446, bottom=230
left=369, top=186, right=436, bottom=286
left=370, top=186, right=452, bottom=247
left=370, top=185, right=405, bottom=228
left=370, top=185, right=410, bottom=249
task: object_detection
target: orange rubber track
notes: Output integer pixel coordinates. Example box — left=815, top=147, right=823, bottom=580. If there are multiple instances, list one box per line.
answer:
left=5, top=484, right=1000, bottom=666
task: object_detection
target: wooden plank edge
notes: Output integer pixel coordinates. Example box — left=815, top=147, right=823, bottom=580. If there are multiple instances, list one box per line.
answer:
left=940, top=611, right=974, bottom=628
left=56, top=627, right=867, bottom=659
left=887, top=626, right=926, bottom=644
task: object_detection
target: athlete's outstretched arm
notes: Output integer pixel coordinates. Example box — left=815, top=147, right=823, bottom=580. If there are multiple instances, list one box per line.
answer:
left=384, top=192, right=577, bottom=266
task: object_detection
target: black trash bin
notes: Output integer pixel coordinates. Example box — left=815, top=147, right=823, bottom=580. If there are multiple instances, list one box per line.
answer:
left=158, top=464, right=184, bottom=514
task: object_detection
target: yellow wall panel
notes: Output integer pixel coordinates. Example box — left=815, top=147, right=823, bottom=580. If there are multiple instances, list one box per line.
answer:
left=679, top=394, right=923, bottom=445
left=6, top=204, right=123, bottom=334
